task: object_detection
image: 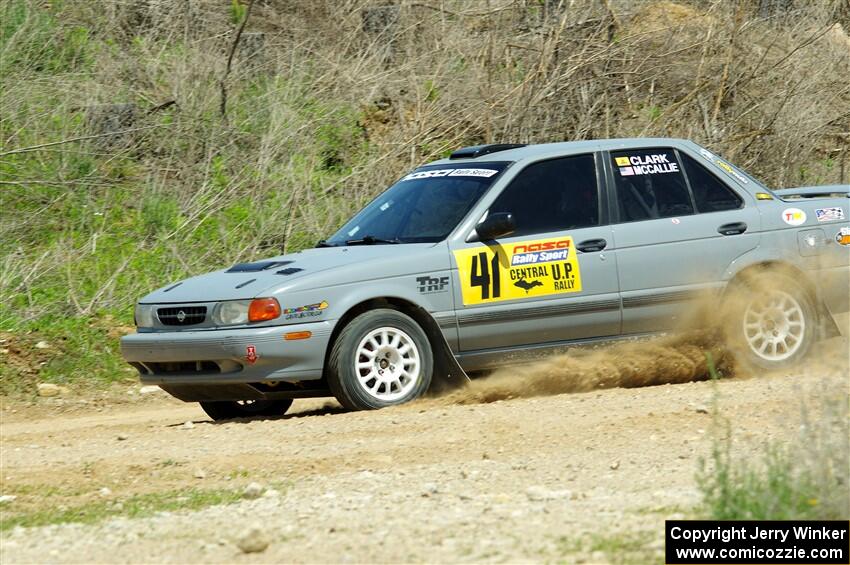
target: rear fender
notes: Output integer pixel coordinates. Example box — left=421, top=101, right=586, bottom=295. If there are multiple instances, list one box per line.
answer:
left=723, top=257, right=842, bottom=338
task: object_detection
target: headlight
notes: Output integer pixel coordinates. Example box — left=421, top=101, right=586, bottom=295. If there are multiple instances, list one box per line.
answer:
left=213, top=300, right=251, bottom=326
left=134, top=304, right=156, bottom=328
left=213, top=298, right=281, bottom=326
left=248, top=297, right=281, bottom=322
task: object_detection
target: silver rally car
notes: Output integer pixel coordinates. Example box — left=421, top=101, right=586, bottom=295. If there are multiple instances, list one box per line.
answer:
left=122, top=139, right=850, bottom=420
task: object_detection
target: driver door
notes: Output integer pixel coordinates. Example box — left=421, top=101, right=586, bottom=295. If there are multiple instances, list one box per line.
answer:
left=449, top=153, right=621, bottom=352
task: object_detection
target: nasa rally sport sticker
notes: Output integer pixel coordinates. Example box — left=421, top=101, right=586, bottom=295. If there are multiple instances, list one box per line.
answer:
left=781, top=208, right=807, bottom=226
left=453, top=236, right=582, bottom=306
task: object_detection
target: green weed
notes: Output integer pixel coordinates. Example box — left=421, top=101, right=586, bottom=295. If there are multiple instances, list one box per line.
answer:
left=0, top=488, right=243, bottom=531
left=697, top=384, right=849, bottom=520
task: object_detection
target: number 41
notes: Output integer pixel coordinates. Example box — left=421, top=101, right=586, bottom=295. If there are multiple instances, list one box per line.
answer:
left=470, top=252, right=501, bottom=300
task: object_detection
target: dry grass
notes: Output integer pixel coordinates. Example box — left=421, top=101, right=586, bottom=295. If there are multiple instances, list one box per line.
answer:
left=0, top=0, right=848, bottom=386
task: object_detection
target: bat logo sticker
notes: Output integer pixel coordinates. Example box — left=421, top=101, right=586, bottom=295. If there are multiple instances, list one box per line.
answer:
left=514, top=277, right=544, bottom=293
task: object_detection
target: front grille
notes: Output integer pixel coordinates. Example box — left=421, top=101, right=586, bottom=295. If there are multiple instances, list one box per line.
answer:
left=157, top=306, right=207, bottom=326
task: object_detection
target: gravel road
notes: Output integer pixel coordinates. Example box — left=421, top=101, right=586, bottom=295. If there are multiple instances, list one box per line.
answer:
left=1, top=343, right=847, bottom=563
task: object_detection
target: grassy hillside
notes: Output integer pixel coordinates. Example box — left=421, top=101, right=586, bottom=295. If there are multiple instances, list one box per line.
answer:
left=1, top=0, right=849, bottom=394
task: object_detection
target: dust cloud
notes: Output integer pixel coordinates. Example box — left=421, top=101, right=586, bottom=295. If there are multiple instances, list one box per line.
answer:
left=437, top=330, right=731, bottom=405
left=430, top=268, right=847, bottom=406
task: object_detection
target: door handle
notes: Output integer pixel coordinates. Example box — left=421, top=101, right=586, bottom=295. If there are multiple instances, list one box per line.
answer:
left=576, top=238, right=607, bottom=253
left=718, top=222, right=748, bottom=236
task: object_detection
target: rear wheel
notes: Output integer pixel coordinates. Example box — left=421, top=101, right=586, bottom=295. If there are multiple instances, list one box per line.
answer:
left=725, top=272, right=816, bottom=371
left=199, top=399, right=292, bottom=421
left=327, top=309, right=433, bottom=410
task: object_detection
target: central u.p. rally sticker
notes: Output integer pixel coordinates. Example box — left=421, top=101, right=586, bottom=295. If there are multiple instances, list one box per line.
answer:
left=454, top=236, right=582, bottom=305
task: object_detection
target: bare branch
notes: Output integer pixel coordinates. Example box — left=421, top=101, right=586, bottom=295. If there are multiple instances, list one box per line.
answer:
left=219, top=0, right=256, bottom=122
left=0, top=124, right=167, bottom=158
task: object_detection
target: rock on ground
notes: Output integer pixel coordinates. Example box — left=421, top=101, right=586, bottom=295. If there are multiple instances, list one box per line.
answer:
left=236, top=525, right=270, bottom=554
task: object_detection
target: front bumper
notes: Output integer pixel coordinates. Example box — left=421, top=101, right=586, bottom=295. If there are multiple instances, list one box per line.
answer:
left=120, top=320, right=333, bottom=385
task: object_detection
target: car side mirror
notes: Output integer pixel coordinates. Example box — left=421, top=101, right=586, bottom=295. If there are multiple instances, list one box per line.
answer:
left=474, top=212, right=516, bottom=241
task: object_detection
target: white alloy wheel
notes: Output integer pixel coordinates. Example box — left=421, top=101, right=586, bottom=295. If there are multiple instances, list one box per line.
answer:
left=354, top=326, right=421, bottom=402
left=742, top=289, right=806, bottom=362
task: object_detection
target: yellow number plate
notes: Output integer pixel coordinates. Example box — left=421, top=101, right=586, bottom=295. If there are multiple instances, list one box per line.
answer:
left=453, top=236, right=582, bottom=305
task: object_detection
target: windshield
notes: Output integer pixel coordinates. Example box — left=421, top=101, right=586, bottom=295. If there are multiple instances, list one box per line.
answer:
left=323, top=162, right=510, bottom=245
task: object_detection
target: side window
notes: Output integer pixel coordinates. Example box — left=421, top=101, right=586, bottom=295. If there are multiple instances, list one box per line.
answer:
left=488, top=154, right=599, bottom=237
left=611, top=148, right=694, bottom=222
left=680, top=153, right=744, bottom=213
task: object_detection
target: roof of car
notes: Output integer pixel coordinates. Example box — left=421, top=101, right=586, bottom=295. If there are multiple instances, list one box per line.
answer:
left=429, top=137, right=694, bottom=165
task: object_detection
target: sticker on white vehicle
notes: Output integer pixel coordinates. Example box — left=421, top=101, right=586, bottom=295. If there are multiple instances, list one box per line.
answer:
left=836, top=227, right=850, bottom=245
left=454, top=236, right=582, bottom=305
left=401, top=168, right=499, bottom=181
left=283, top=301, right=328, bottom=320
left=614, top=153, right=679, bottom=176
left=815, top=207, right=845, bottom=222
left=246, top=345, right=258, bottom=364
left=416, top=275, right=449, bottom=294
left=697, top=147, right=749, bottom=184
left=714, top=159, right=749, bottom=185
left=782, top=208, right=807, bottom=226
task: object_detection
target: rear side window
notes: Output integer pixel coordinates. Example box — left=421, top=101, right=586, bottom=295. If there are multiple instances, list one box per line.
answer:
left=611, top=148, right=694, bottom=222
left=488, top=154, right=599, bottom=237
left=680, top=153, right=743, bottom=213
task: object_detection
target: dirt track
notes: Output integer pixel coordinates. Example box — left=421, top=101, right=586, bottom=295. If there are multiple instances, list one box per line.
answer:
left=2, top=341, right=846, bottom=565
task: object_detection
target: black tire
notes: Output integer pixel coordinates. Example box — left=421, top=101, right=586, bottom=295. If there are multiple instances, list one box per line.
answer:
left=199, top=399, right=292, bottom=421
left=327, top=308, right=433, bottom=410
left=724, top=271, right=817, bottom=371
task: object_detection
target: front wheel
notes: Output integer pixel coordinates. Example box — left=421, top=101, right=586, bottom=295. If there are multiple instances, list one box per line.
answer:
left=327, top=309, right=433, bottom=410
left=725, top=272, right=816, bottom=371
left=199, top=399, right=292, bottom=421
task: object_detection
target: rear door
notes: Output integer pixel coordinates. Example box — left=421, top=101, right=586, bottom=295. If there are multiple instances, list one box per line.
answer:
left=449, top=152, right=621, bottom=352
left=607, top=146, right=760, bottom=333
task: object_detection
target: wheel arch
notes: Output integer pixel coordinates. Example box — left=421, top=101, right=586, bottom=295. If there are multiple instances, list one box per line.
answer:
left=725, top=260, right=839, bottom=337
left=725, top=260, right=816, bottom=301
left=323, top=297, right=469, bottom=392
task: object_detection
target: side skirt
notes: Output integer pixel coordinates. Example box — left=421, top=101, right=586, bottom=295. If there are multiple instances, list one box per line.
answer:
left=455, top=332, right=665, bottom=373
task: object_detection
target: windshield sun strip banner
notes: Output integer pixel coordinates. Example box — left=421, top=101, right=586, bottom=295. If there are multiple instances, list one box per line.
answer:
left=400, top=168, right=500, bottom=181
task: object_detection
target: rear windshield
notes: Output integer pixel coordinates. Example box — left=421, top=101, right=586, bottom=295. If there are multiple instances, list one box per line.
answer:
left=324, top=162, right=509, bottom=245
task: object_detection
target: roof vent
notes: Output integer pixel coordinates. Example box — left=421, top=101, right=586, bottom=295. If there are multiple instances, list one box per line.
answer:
left=449, top=143, right=526, bottom=160
left=226, top=260, right=292, bottom=273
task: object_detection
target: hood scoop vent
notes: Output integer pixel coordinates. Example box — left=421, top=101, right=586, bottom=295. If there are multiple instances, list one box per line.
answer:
left=226, top=260, right=293, bottom=273
left=276, top=267, right=303, bottom=275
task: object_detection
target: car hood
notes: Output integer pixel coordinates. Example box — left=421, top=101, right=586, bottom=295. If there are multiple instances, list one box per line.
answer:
left=140, top=244, right=438, bottom=303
